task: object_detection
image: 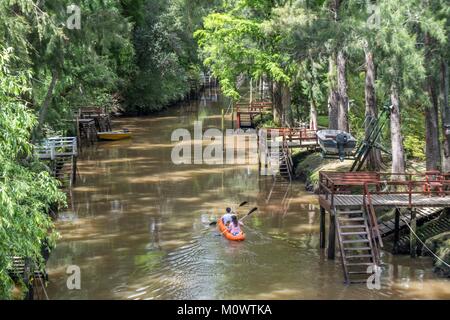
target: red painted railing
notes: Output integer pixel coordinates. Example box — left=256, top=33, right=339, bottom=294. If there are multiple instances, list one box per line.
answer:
left=319, top=171, right=450, bottom=209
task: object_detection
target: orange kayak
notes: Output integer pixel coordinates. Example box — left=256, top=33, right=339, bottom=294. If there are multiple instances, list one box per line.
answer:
left=217, top=218, right=246, bottom=241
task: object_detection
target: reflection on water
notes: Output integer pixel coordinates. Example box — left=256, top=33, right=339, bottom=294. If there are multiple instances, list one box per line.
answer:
left=46, top=96, right=450, bottom=300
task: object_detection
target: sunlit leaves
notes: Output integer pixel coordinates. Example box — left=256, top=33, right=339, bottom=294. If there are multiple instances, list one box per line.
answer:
left=0, top=46, right=65, bottom=299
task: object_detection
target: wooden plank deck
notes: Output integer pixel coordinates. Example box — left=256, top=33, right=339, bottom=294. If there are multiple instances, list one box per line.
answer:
left=378, top=207, right=443, bottom=236
left=321, top=194, right=450, bottom=208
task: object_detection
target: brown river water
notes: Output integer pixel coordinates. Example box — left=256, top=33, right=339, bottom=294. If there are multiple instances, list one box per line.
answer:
left=46, top=93, right=450, bottom=300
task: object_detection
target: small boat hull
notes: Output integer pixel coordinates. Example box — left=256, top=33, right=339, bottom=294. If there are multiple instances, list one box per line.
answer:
left=98, top=131, right=132, bottom=141
left=217, top=219, right=246, bottom=241
left=316, top=130, right=357, bottom=159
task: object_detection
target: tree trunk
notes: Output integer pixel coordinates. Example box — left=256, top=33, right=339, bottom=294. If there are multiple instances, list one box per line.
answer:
left=337, top=50, right=349, bottom=132
left=390, top=83, right=406, bottom=176
left=364, top=49, right=382, bottom=171
left=272, top=81, right=283, bottom=126
left=310, top=98, right=318, bottom=131
left=281, top=84, right=292, bottom=127
left=424, top=33, right=442, bottom=171
left=440, top=59, right=450, bottom=172
left=328, top=54, right=339, bottom=130
left=425, top=77, right=442, bottom=171
left=34, top=69, right=58, bottom=141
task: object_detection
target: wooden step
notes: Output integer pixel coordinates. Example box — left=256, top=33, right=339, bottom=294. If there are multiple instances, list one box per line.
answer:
left=346, top=254, right=373, bottom=259
left=348, top=271, right=369, bottom=275
left=340, top=225, right=366, bottom=229
left=341, top=232, right=368, bottom=236
left=349, top=279, right=369, bottom=284
left=337, top=210, right=363, bottom=214
left=347, top=262, right=374, bottom=266
left=342, top=239, right=370, bottom=244
left=339, top=218, right=365, bottom=222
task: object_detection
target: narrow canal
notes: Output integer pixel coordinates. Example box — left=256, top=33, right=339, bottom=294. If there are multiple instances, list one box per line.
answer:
left=46, top=93, right=450, bottom=299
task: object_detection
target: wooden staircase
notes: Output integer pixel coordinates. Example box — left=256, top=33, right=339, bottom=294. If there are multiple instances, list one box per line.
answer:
left=51, top=155, right=77, bottom=189
left=7, top=256, right=48, bottom=300
left=332, top=183, right=384, bottom=284
left=238, top=113, right=253, bottom=128
left=278, top=139, right=294, bottom=181
left=258, top=130, right=293, bottom=180
left=268, top=147, right=293, bottom=181
left=335, top=206, right=380, bottom=284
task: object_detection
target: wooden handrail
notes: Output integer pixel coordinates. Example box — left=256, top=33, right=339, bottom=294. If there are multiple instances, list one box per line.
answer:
left=363, top=183, right=384, bottom=265
left=319, top=171, right=450, bottom=198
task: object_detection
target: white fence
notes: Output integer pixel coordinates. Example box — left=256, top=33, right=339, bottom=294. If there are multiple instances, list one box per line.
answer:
left=35, top=137, right=78, bottom=160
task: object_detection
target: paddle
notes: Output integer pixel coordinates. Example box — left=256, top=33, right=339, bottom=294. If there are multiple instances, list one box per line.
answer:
left=239, top=207, right=257, bottom=223
left=209, top=201, right=248, bottom=226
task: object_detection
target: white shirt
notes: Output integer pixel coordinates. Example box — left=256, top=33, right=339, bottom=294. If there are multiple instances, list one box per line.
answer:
left=222, top=213, right=233, bottom=224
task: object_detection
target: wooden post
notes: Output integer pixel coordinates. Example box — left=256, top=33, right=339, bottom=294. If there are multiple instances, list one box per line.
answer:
left=393, top=208, right=400, bottom=253
left=221, top=108, right=225, bottom=152
left=72, top=156, right=77, bottom=185
left=410, top=208, right=417, bottom=258
left=231, top=102, right=235, bottom=130
left=250, top=78, right=253, bottom=104
left=320, top=207, right=326, bottom=249
left=76, top=116, right=81, bottom=153
left=328, top=212, right=336, bottom=259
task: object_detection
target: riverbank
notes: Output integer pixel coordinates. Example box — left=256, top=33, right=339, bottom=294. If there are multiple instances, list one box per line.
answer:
left=293, top=151, right=352, bottom=192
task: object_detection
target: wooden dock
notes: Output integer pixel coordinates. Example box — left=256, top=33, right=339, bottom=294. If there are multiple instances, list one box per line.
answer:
left=317, top=171, right=450, bottom=284
left=35, top=137, right=78, bottom=188
left=235, top=100, right=272, bottom=129
left=79, top=107, right=112, bottom=132
left=262, top=127, right=318, bottom=149
left=378, top=207, right=443, bottom=237
left=320, top=194, right=450, bottom=209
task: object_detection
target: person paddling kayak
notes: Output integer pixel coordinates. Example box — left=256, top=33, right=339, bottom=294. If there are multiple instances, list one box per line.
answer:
left=222, top=207, right=234, bottom=227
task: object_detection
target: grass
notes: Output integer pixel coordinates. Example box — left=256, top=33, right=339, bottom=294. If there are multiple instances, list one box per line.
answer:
left=317, top=115, right=329, bottom=128
left=294, top=152, right=353, bottom=192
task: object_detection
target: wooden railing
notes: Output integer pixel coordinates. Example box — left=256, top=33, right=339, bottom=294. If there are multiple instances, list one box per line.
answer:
left=281, top=137, right=294, bottom=181
left=235, top=101, right=273, bottom=114
left=35, top=137, right=78, bottom=160
left=363, top=183, right=384, bottom=263
left=264, top=127, right=318, bottom=146
left=319, top=171, right=450, bottom=208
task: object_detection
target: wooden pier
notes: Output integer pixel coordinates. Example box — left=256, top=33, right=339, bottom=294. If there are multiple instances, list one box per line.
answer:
left=35, top=137, right=78, bottom=188
left=76, top=118, right=97, bottom=147
left=235, top=100, right=273, bottom=129
left=79, top=107, right=112, bottom=132
left=262, top=127, right=318, bottom=149
left=318, top=171, right=450, bottom=284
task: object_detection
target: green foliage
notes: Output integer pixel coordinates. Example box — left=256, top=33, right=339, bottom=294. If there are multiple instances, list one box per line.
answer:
left=195, top=1, right=294, bottom=101
left=0, top=47, right=65, bottom=299
left=197, top=0, right=448, bottom=164
left=125, top=0, right=220, bottom=112
left=404, top=136, right=426, bottom=161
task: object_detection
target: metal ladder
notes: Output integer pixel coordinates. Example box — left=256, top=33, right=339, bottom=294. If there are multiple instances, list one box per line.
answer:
left=351, top=105, right=392, bottom=172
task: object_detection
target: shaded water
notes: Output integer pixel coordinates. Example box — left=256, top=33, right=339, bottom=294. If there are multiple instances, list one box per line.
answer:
left=47, top=93, right=450, bottom=300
